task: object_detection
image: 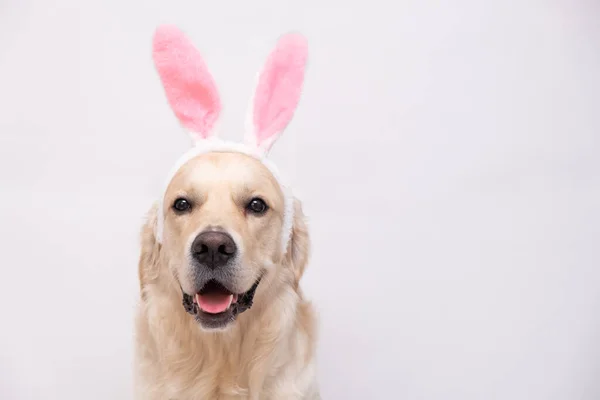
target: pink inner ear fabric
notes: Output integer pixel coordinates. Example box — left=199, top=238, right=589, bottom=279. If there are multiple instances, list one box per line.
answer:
left=253, top=33, right=308, bottom=148
left=153, top=25, right=221, bottom=139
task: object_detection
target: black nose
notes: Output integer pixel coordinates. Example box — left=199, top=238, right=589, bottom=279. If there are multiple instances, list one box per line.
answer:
left=191, top=231, right=237, bottom=269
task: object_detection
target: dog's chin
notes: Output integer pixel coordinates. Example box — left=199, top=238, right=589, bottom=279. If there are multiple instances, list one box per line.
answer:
left=182, top=279, right=261, bottom=331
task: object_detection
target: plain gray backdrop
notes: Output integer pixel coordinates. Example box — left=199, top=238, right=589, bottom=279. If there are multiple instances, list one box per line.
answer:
left=0, top=0, right=599, bottom=399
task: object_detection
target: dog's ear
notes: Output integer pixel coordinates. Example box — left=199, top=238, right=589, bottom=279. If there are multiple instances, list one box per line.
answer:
left=138, top=204, right=162, bottom=297
left=245, top=33, right=308, bottom=155
left=153, top=25, right=221, bottom=143
left=286, top=199, right=311, bottom=287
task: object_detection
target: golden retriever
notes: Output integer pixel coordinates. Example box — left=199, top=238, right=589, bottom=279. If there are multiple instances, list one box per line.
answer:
left=134, top=26, right=319, bottom=399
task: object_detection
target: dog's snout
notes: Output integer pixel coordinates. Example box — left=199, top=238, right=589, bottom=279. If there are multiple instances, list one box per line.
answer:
left=191, top=231, right=237, bottom=269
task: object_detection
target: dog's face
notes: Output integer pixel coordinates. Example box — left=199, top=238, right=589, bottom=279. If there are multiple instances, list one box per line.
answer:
left=161, top=151, right=287, bottom=330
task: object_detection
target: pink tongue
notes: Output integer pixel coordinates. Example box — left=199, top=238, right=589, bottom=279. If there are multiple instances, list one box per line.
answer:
left=196, top=293, right=233, bottom=314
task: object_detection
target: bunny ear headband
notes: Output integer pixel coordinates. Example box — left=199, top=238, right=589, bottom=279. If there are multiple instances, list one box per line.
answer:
left=152, top=25, right=308, bottom=253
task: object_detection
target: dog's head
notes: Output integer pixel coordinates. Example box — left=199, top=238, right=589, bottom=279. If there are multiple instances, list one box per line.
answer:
left=162, top=152, right=290, bottom=329
left=146, top=26, right=309, bottom=330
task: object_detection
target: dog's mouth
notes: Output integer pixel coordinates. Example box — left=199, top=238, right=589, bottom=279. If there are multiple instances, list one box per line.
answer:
left=196, top=280, right=238, bottom=314
left=182, top=278, right=261, bottom=329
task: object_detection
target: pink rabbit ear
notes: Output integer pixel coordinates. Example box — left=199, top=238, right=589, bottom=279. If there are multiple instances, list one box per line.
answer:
left=247, top=33, right=308, bottom=153
left=153, top=25, right=221, bottom=141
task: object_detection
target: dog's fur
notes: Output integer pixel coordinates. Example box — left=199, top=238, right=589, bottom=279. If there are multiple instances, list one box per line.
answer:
left=134, top=152, right=319, bottom=399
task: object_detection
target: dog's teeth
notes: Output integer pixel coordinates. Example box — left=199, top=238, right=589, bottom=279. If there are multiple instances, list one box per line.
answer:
left=227, top=295, right=233, bottom=310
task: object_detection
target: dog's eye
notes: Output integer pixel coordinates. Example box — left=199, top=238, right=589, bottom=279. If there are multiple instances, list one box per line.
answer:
left=246, top=198, right=268, bottom=215
left=173, top=198, right=192, bottom=213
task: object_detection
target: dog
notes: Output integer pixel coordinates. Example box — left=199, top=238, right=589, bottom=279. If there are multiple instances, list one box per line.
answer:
left=134, top=26, right=320, bottom=399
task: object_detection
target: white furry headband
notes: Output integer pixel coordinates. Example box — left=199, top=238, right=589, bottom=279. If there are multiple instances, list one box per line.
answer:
left=151, top=26, right=308, bottom=254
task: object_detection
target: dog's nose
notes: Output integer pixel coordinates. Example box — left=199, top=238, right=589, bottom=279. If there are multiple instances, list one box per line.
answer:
left=191, top=231, right=237, bottom=269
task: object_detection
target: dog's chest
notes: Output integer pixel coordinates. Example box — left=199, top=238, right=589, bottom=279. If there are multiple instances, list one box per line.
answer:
left=159, top=338, right=285, bottom=399
left=167, top=373, right=249, bottom=400
left=161, top=344, right=307, bottom=400
left=163, top=367, right=277, bottom=400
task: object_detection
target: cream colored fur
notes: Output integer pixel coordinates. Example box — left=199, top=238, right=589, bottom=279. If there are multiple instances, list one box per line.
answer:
left=134, top=152, right=319, bottom=399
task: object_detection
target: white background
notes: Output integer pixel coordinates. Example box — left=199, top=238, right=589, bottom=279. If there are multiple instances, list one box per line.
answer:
left=0, top=0, right=599, bottom=399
